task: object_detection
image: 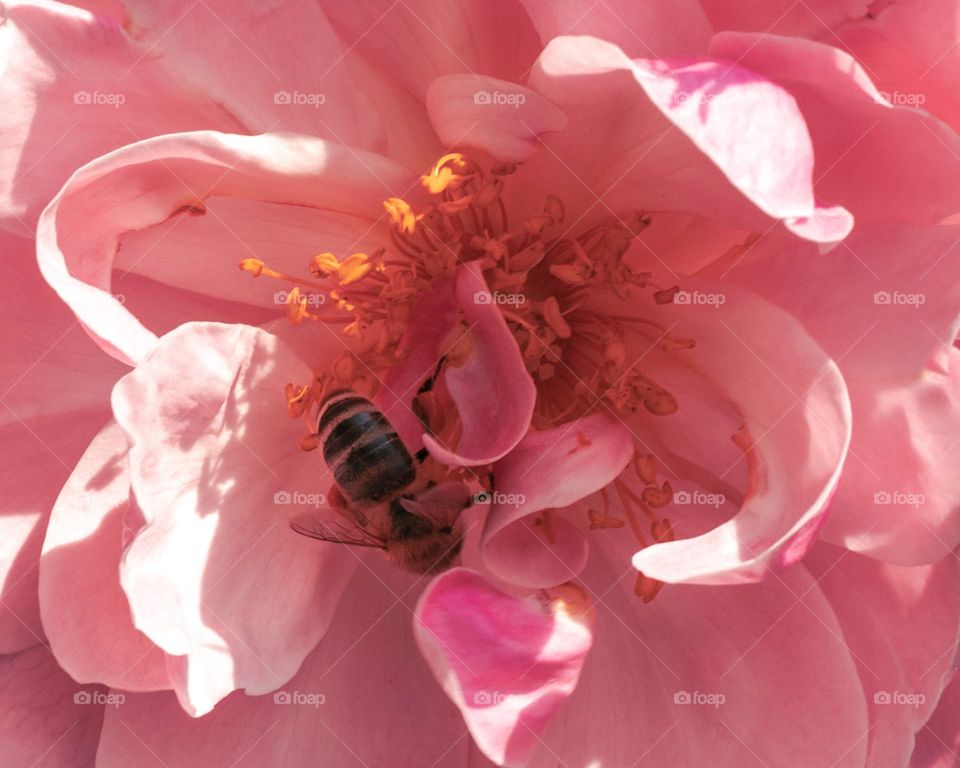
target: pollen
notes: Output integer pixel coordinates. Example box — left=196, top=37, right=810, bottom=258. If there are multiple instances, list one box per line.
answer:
left=545, top=582, right=595, bottom=625
left=240, top=152, right=702, bottom=599
left=383, top=197, right=416, bottom=234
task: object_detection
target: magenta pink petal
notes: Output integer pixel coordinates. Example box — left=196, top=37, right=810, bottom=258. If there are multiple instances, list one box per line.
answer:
left=414, top=568, right=593, bottom=768
left=112, top=322, right=356, bottom=715
left=37, top=131, right=412, bottom=366
left=482, top=413, right=634, bottom=588
left=380, top=262, right=536, bottom=466
left=426, top=263, right=537, bottom=466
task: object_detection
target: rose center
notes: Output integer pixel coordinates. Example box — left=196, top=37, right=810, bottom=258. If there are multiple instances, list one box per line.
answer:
left=240, top=153, right=700, bottom=600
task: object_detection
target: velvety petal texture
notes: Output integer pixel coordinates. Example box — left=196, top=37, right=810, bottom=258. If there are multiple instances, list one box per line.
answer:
left=708, top=32, right=960, bottom=226
left=0, top=230, right=124, bottom=653
left=722, top=224, right=960, bottom=564
left=379, top=263, right=536, bottom=466
left=37, top=131, right=412, bottom=365
left=39, top=421, right=169, bottom=691
left=481, top=413, right=634, bottom=588
left=527, top=35, right=852, bottom=242
left=427, top=75, right=567, bottom=163
left=0, top=0, right=240, bottom=234
left=415, top=568, right=593, bottom=768
left=95, top=565, right=479, bottom=767
left=628, top=277, right=851, bottom=584
left=0, top=645, right=107, bottom=767
left=112, top=322, right=356, bottom=715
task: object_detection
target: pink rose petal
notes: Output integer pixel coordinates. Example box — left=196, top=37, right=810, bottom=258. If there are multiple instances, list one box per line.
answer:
left=379, top=262, right=536, bottom=466
left=414, top=568, right=593, bottom=768
left=628, top=277, right=851, bottom=584
left=95, top=564, right=478, bottom=767
left=482, top=413, right=635, bottom=588
left=0, top=645, right=107, bottom=767
left=40, top=421, right=169, bottom=692
left=37, top=131, right=412, bottom=365
left=112, top=322, right=356, bottom=715
left=0, top=0, right=240, bottom=234
left=527, top=35, right=852, bottom=243
left=427, top=75, right=567, bottom=163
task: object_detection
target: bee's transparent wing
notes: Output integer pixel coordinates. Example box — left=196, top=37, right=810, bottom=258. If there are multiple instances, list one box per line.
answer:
left=290, top=512, right=387, bottom=549
left=398, top=481, right=472, bottom=528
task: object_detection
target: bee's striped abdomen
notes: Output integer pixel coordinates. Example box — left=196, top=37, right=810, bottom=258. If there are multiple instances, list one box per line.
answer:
left=317, top=391, right=415, bottom=504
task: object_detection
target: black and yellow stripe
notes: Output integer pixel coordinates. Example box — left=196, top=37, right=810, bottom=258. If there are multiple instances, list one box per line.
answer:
left=317, top=390, right=416, bottom=504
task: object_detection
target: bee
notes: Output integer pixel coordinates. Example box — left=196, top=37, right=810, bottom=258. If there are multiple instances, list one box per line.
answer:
left=290, top=385, right=472, bottom=574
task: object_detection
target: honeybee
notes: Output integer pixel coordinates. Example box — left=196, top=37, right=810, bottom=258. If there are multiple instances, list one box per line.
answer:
left=290, top=389, right=472, bottom=574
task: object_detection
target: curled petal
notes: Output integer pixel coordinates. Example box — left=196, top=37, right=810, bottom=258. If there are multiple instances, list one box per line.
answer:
left=112, top=322, right=356, bottom=715
left=40, top=421, right=169, bottom=692
left=379, top=262, right=536, bottom=466
left=630, top=278, right=852, bottom=584
left=37, top=131, right=411, bottom=365
left=723, top=224, right=960, bottom=564
left=528, top=36, right=852, bottom=243
left=482, top=413, right=635, bottom=588
left=414, top=568, right=593, bottom=768
left=0, top=0, right=238, bottom=234
left=708, top=32, right=960, bottom=226
left=427, top=75, right=567, bottom=163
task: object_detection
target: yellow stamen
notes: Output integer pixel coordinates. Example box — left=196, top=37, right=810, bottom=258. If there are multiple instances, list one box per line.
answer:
left=383, top=197, right=417, bottom=234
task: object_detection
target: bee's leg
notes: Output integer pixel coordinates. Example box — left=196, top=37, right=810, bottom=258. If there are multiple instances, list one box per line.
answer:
left=418, top=355, right=448, bottom=396
left=414, top=446, right=429, bottom=464
left=411, top=354, right=448, bottom=444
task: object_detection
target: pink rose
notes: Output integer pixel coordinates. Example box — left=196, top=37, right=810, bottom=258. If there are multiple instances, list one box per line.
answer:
left=2, top=2, right=959, bottom=766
